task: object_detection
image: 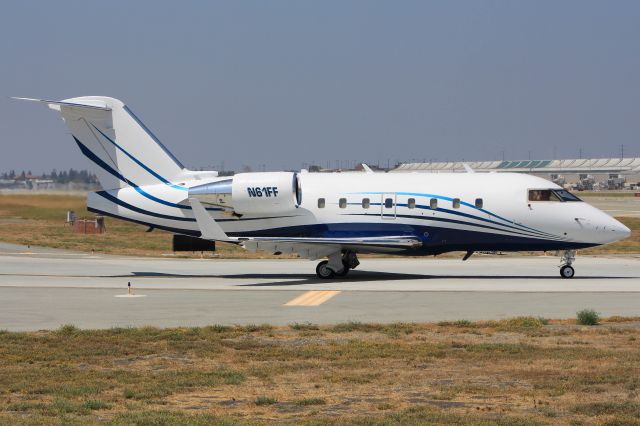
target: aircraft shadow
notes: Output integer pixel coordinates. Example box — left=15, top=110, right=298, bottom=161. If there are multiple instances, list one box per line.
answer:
left=120, top=271, right=636, bottom=287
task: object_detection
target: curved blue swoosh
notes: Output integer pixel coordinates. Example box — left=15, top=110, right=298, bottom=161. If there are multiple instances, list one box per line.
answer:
left=349, top=191, right=557, bottom=239
left=74, top=136, right=219, bottom=212
left=90, top=123, right=188, bottom=191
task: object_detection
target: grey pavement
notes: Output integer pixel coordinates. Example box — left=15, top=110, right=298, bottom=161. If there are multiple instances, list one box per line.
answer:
left=0, top=250, right=639, bottom=330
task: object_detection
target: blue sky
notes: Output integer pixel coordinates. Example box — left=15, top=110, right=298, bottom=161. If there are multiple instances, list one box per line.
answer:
left=2, top=1, right=639, bottom=173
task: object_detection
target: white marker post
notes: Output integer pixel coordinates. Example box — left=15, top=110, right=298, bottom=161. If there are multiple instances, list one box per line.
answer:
left=114, top=281, right=146, bottom=298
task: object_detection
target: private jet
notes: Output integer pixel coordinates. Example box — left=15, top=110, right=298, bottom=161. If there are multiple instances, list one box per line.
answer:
left=16, top=96, right=631, bottom=278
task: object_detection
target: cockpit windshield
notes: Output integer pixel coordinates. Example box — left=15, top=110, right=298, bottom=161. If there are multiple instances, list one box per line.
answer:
left=528, top=189, right=582, bottom=202
left=553, top=189, right=582, bottom=202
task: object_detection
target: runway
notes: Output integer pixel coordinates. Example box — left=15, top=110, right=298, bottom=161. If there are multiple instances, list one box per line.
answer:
left=0, top=243, right=639, bottom=330
left=584, top=195, right=640, bottom=218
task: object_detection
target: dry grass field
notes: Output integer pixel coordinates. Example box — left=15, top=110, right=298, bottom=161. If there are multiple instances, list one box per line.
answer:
left=0, top=194, right=268, bottom=258
left=0, top=193, right=638, bottom=258
left=1, top=318, right=640, bottom=425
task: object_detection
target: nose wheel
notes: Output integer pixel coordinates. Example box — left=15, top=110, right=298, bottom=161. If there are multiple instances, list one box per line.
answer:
left=560, top=264, right=575, bottom=279
left=559, top=250, right=576, bottom=279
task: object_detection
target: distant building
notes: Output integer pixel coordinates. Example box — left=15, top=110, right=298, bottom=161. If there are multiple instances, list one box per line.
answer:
left=393, top=158, right=640, bottom=190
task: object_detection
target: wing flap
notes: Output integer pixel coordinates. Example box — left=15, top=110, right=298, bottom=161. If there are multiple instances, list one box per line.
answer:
left=240, top=235, right=422, bottom=248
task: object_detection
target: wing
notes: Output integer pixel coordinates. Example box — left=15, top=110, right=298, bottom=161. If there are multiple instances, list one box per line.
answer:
left=189, top=198, right=422, bottom=259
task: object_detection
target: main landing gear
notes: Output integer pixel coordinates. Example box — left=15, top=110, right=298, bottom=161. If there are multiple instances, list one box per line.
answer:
left=559, top=250, right=576, bottom=279
left=316, top=251, right=360, bottom=279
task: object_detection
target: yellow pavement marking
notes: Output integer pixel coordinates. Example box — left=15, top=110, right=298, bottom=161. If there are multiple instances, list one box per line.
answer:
left=284, top=290, right=341, bottom=306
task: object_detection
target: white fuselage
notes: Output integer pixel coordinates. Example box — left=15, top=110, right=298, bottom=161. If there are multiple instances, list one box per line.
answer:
left=17, top=95, right=631, bottom=261
left=87, top=171, right=630, bottom=255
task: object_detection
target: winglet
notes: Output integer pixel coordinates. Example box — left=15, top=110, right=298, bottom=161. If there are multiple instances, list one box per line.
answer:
left=462, top=163, right=475, bottom=173
left=188, top=198, right=233, bottom=241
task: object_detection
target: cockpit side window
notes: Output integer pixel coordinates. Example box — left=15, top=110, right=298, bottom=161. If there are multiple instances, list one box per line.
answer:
left=529, top=189, right=560, bottom=202
left=528, top=189, right=582, bottom=202
left=529, top=190, right=557, bottom=202
left=553, top=189, right=582, bottom=202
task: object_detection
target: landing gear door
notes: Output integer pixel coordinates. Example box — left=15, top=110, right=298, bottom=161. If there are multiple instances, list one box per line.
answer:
left=381, top=193, right=396, bottom=220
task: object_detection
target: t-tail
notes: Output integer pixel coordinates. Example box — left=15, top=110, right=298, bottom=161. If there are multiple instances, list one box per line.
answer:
left=14, top=96, right=217, bottom=235
left=14, top=96, right=191, bottom=190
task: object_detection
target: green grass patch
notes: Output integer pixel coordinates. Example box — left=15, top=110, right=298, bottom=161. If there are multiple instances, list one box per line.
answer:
left=577, top=309, right=600, bottom=326
left=295, top=397, right=326, bottom=406
left=289, top=322, right=320, bottom=331
left=110, top=410, right=242, bottom=425
left=437, top=320, right=475, bottom=328
left=255, top=395, right=278, bottom=406
left=498, top=316, right=545, bottom=331
left=572, top=401, right=640, bottom=417
left=82, top=399, right=112, bottom=411
left=330, top=321, right=384, bottom=333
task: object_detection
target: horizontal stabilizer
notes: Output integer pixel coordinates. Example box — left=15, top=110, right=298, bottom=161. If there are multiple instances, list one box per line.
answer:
left=12, top=97, right=111, bottom=111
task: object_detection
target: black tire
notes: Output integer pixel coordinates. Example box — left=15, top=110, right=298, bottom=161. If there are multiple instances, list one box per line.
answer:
left=560, top=265, right=575, bottom=279
left=316, top=260, right=335, bottom=279
left=335, top=267, right=350, bottom=277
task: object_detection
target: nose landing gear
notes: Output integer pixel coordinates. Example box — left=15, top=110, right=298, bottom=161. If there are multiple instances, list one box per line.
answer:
left=559, top=250, right=576, bottom=279
left=316, top=251, right=360, bottom=279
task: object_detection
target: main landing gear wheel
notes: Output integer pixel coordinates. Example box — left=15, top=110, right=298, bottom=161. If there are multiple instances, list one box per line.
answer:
left=560, top=265, right=575, bottom=279
left=316, top=260, right=335, bottom=279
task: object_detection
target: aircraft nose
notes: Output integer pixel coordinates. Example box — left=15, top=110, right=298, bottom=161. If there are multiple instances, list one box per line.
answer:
left=607, top=218, right=631, bottom=242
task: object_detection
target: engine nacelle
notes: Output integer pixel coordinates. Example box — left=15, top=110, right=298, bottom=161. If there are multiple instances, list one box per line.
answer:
left=189, top=172, right=301, bottom=215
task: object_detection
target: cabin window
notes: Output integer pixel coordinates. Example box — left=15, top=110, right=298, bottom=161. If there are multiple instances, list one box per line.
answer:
left=430, top=198, right=438, bottom=209
left=384, top=198, right=394, bottom=208
left=339, top=198, right=347, bottom=208
left=362, top=198, right=370, bottom=209
left=475, top=198, right=483, bottom=209
left=452, top=198, right=461, bottom=209
left=407, top=198, right=416, bottom=209
left=318, top=198, right=325, bottom=208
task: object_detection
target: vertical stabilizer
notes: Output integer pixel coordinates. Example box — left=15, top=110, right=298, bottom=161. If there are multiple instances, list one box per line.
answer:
left=16, top=96, right=186, bottom=191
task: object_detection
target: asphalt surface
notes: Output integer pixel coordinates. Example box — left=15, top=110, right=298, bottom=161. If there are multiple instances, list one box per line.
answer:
left=584, top=196, right=640, bottom=218
left=0, top=242, right=639, bottom=330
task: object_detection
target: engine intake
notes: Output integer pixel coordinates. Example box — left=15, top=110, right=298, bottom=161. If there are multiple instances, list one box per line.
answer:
left=189, top=172, right=301, bottom=215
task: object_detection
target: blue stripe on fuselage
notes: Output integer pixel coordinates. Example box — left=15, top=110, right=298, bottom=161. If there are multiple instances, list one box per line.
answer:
left=74, top=136, right=219, bottom=212
left=348, top=191, right=557, bottom=239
